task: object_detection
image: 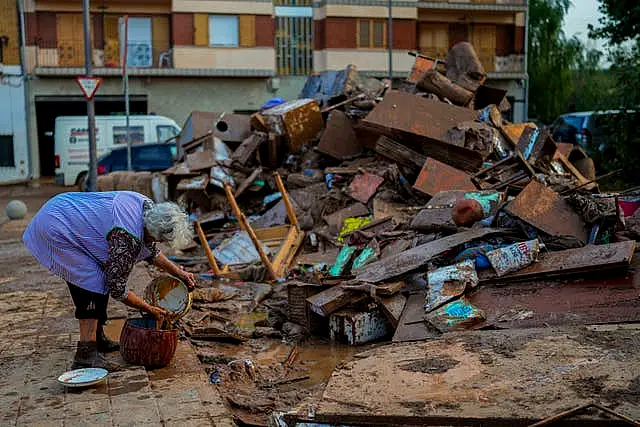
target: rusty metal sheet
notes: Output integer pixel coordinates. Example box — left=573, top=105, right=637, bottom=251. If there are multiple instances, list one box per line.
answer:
left=556, top=142, right=574, bottom=158
left=516, top=127, right=557, bottom=165
left=213, top=113, right=251, bottom=143
left=505, top=180, right=589, bottom=243
left=413, top=158, right=476, bottom=197
left=348, top=172, right=384, bottom=204
left=500, top=122, right=536, bottom=146
left=356, top=228, right=509, bottom=283
left=474, top=85, right=508, bottom=111
left=186, top=149, right=217, bottom=171
left=407, top=55, right=437, bottom=84
left=262, top=99, right=323, bottom=152
left=360, top=91, right=482, bottom=171
left=480, top=241, right=636, bottom=284
left=317, top=110, right=362, bottom=160
left=471, top=256, right=640, bottom=329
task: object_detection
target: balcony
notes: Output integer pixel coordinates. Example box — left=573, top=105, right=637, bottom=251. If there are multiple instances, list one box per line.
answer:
left=32, top=39, right=275, bottom=77
left=418, top=0, right=527, bottom=12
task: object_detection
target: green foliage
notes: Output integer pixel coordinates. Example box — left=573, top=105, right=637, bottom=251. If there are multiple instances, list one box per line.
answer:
left=588, top=1, right=640, bottom=183
left=568, top=49, right=617, bottom=112
left=528, top=0, right=583, bottom=123
left=588, top=0, right=640, bottom=44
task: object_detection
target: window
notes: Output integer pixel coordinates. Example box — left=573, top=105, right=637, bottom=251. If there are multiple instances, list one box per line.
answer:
left=358, top=19, right=386, bottom=48
left=133, top=145, right=174, bottom=170
left=113, top=126, right=145, bottom=145
left=209, top=15, right=239, bottom=47
left=0, top=135, right=15, bottom=167
left=126, top=17, right=153, bottom=67
left=156, top=125, right=180, bottom=143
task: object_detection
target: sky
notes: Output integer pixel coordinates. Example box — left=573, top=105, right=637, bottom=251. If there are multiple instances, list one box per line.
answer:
left=563, top=0, right=606, bottom=54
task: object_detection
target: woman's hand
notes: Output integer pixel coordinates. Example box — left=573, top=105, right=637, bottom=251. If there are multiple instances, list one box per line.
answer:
left=179, top=270, right=197, bottom=291
left=146, top=304, right=169, bottom=321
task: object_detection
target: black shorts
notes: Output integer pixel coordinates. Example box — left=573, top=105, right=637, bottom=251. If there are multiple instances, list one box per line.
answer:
left=67, top=282, right=109, bottom=324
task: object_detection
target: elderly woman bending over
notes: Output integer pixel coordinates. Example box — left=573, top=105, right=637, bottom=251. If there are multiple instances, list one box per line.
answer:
left=23, top=191, right=196, bottom=371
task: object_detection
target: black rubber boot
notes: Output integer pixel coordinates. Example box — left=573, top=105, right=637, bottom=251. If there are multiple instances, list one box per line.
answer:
left=72, top=341, right=121, bottom=372
left=97, top=324, right=120, bottom=353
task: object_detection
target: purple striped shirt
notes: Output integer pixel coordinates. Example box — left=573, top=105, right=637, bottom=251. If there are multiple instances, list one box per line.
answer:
left=23, top=191, right=153, bottom=295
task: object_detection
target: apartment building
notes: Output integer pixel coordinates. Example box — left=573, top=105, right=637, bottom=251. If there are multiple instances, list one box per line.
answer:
left=0, top=0, right=29, bottom=183
left=10, top=0, right=527, bottom=181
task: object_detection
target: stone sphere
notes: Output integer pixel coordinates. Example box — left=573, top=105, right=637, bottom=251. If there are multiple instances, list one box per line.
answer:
left=5, top=200, right=28, bottom=220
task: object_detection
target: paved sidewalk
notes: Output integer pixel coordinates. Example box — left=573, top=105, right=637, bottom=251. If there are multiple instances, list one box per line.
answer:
left=0, top=239, right=234, bottom=427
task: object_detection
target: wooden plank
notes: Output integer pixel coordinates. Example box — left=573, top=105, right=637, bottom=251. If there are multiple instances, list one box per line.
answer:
left=307, top=286, right=356, bottom=317
left=194, top=13, right=209, bottom=46
left=378, top=294, right=407, bottom=329
left=356, top=228, right=507, bottom=283
left=375, top=281, right=406, bottom=296
left=271, top=227, right=305, bottom=278
left=374, top=136, right=427, bottom=172
left=195, top=221, right=222, bottom=276
left=234, top=167, right=262, bottom=199
left=231, top=133, right=264, bottom=165
left=504, top=180, right=589, bottom=243
left=254, top=225, right=289, bottom=241
left=480, top=241, right=636, bottom=284
left=392, top=292, right=440, bottom=343
left=186, top=149, right=217, bottom=171
left=413, top=158, right=477, bottom=197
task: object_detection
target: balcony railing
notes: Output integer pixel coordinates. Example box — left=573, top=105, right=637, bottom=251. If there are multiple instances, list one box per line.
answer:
left=418, top=0, right=527, bottom=11
left=34, top=39, right=173, bottom=69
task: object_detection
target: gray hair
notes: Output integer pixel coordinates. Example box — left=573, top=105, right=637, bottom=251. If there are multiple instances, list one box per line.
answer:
left=143, top=202, right=194, bottom=249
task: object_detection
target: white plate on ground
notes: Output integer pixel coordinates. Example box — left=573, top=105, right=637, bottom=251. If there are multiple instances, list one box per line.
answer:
left=57, top=368, right=108, bottom=388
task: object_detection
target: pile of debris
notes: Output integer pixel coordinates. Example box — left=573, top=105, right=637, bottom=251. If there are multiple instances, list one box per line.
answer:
left=110, top=42, right=640, bottom=424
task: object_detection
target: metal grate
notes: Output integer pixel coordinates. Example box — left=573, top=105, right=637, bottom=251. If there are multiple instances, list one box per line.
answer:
left=275, top=5, right=313, bottom=76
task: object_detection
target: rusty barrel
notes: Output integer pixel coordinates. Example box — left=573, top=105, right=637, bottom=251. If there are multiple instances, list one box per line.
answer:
left=119, top=318, right=178, bottom=368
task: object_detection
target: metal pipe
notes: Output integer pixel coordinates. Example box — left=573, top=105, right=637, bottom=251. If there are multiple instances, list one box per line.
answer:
left=388, top=0, right=393, bottom=81
left=16, top=0, right=34, bottom=181
left=523, top=0, right=530, bottom=122
left=82, top=0, right=98, bottom=191
left=123, top=17, right=131, bottom=171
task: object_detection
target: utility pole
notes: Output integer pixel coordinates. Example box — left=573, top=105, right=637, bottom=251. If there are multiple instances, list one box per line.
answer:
left=120, top=16, right=132, bottom=171
left=388, top=0, right=393, bottom=82
left=82, top=0, right=97, bottom=191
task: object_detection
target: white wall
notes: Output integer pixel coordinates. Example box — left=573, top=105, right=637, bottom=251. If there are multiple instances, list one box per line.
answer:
left=0, top=66, right=29, bottom=183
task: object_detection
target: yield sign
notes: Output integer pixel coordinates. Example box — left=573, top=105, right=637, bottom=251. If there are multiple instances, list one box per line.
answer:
left=75, top=76, right=103, bottom=100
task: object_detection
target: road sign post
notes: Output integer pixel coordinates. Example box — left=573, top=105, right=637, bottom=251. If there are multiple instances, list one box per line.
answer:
left=76, top=76, right=103, bottom=101
left=119, top=16, right=132, bottom=171
left=82, top=0, right=98, bottom=192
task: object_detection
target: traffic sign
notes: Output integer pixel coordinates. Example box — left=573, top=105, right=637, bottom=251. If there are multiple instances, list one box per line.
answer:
left=76, top=76, right=103, bottom=100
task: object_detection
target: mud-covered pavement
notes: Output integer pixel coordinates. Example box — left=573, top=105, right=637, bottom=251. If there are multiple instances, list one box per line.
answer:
left=0, top=184, right=233, bottom=426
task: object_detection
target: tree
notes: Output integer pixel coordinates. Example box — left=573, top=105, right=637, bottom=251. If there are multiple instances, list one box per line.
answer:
left=528, top=0, right=583, bottom=123
left=588, top=0, right=640, bottom=184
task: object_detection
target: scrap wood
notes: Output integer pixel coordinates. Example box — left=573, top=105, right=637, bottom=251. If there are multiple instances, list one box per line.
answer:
left=479, top=240, right=636, bottom=284
left=321, top=93, right=366, bottom=113
left=378, top=293, right=407, bottom=329
left=234, top=167, right=262, bottom=198
left=356, top=228, right=508, bottom=283
left=195, top=220, right=224, bottom=276
left=374, top=136, right=427, bottom=172
left=529, top=403, right=640, bottom=427
left=392, top=291, right=440, bottom=343
left=231, top=133, right=265, bottom=166
left=183, top=323, right=245, bottom=343
left=307, top=285, right=356, bottom=317
left=284, top=345, right=299, bottom=369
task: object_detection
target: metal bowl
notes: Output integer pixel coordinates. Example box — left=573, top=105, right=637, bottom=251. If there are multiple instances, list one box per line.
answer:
left=143, top=275, right=192, bottom=320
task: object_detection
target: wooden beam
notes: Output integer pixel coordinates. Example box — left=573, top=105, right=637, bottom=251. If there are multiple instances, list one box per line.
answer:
left=274, top=172, right=299, bottom=229
left=194, top=220, right=222, bottom=276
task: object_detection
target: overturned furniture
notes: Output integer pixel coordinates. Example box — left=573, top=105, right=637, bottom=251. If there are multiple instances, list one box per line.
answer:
left=197, top=172, right=305, bottom=281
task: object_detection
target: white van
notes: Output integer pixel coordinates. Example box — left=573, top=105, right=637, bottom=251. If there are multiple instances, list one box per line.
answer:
left=54, top=115, right=181, bottom=186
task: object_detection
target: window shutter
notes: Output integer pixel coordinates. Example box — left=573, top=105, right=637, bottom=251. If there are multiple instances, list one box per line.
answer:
left=57, top=13, right=85, bottom=66
left=103, top=15, right=120, bottom=66
left=239, top=15, right=256, bottom=47
left=194, top=13, right=209, bottom=46
left=152, top=16, right=170, bottom=65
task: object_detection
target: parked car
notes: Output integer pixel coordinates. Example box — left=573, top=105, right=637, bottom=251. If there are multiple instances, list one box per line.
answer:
left=79, top=143, right=176, bottom=190
left=55, top=114, right=181, bottom=187
left=549, top=112, right=591, bottom=146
